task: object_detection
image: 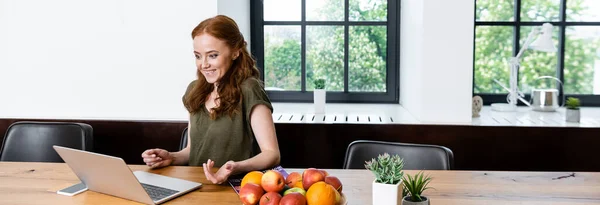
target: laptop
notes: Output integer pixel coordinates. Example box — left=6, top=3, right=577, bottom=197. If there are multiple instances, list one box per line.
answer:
left=53, top=145, right=202, bottom=205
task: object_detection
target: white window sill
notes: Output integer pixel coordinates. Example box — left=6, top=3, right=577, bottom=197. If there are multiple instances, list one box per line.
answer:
left=273, top=103, right=600, bottom=127
left=473, top=106, right=600, bottom=127
left=271, top=102, right=419, bottom=124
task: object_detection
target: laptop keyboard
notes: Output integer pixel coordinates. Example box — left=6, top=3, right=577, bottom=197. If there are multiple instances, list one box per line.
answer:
left=141, top=183, right=179, bottom=202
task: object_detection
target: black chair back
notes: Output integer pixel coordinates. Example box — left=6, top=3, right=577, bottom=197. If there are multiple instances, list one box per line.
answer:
left=343, top=140, right=454, bottom=170
left=179, top=127, right=188, bottom=151
left=0, top=121, right=93, bottom=162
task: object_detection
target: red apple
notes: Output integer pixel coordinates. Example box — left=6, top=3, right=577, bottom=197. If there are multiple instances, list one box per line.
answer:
left=261, top=170, right=285, bottom=193
left=279, top=192, right=307, bottom=205
left=259, top=192, right=281, bottom=205
left=319, top=169, right=329, bottom=177
left=285, top=172, right=302, bottom=187
left=324, top=175, right=343, bottom=192
left=240, top=183, right=264, bottom=205
left=302, top=168, right=325, bottom=190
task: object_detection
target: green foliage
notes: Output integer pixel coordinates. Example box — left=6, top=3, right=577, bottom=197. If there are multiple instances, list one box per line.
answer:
left=314, top=78, right=325, bottom=89
left=265, top=0, right=387, bottom=92
left=402, top=171, right=433, bottom=202
left=265, top=37, right=302, bottom=91
left=566, top=97, right=581, bottom=109
left=474, top=0, right=599, bottom=95
left=306, top=26, right=344, bottom=91
left=264, top=0, right=600, bottom=96
left=364, top=153, right=404, bottom=184
left=350, top=0, right=387, bottom=21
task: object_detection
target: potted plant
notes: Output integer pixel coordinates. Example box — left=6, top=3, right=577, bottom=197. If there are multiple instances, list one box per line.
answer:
left=313, top=78, right=326, bottom=114
left=402, top=171, right=433, bottom=205
left=365, top=153, right=404, bottom=205
left=565, top=97, right=580, bottom=122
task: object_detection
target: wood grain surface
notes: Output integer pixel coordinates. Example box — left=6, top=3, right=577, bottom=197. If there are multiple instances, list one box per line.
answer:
left=1, top=162, right=599, bottom=204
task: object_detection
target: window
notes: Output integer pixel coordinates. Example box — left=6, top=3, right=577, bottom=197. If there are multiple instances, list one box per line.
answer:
left=474, top=0, right=600, bottom=106
left=251, top=0, right=399, bottom=103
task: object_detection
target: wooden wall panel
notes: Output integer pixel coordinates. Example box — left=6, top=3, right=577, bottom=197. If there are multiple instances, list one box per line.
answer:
left=1, top=119, right=599, bottom=171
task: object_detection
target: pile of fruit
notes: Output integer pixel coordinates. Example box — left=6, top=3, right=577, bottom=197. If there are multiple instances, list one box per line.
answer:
left=239, top=168, right=344, bottom=205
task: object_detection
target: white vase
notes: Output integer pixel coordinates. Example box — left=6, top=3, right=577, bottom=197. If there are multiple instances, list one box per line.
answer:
left=314, top=89, right=326, bottom=114
left=372, top=180, right=402, bottom=205
left=402, top=196, right=430, bottom=205
left=566, top=108, right=580, bottom=122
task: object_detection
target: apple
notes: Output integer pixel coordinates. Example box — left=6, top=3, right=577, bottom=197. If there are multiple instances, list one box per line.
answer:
left=334, top=188, right=342, bottom=204
left=240, top=183, right=264, bottom=205
left=279, top=192, right=307, bottom=205
left=324, top=175, right=343, bottom=192
left=302, top=168, right=325, bottom=190
left=319, top=169, right=329, bottom=177
left=261, top=170, right=285, bottom=193
left=259, top=192, right=281, bottom=205
left=283, top=187, right=306, bottom=196
left=285, top=172, right=302, bottom=187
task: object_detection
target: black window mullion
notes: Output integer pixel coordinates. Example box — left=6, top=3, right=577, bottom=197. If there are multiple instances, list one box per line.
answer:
left=514, top=0, right=521, bottom=84
left=251, top=0, right=265, bottom=82
left=389, top=0, right=399, bottom=100
left=264, top=21, right=387, bottom=26
left=472, top=0, right=477, bottom=98
left=557, top=0, right=567, bottom=101
left=476, top=21, right=600, bottom=26
left=343, top=0, right=349, bottom=93
left=301, top=0, right=306, bottom=92
left=476, top=22, right=559, bottom=26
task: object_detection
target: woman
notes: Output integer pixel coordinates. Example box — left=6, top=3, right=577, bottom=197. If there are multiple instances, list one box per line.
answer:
left=141, top=15, right=280, bottom=184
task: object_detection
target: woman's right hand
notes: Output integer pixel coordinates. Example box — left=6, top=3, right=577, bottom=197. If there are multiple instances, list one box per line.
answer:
left=141, top=148, right=173, bottom=169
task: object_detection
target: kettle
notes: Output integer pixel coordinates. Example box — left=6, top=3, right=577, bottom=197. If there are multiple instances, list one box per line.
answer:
left=530, top=76, right=564, bottom=112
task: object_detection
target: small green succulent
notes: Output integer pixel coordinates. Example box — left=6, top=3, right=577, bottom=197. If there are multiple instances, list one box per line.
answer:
left=365, top=153, right=404, bottom=184
left=313, top=78, right=325, bottom=90
left=566, top=97, right=580, bottom=110
left=403, top=171, right=433, bottom=202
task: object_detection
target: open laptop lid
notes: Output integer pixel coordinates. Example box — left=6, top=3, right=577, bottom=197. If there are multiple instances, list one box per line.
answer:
left=53, top=145, right=155, bottom=205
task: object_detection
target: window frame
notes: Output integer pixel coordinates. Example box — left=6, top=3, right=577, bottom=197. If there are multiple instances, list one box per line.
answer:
left=473, top=0, right=600, bottom=106
left=251, top=0, right=400, bottom=103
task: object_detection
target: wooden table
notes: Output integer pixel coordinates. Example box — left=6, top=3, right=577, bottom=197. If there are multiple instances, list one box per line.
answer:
left=1, top=162, right=600, bottom=204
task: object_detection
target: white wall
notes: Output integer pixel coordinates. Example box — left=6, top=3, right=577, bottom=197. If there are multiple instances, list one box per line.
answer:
left=1, top=0, right=475, bottom=123
left=218, top=0, right=251, bottom=49
left=399, top=0, right=424, bottom=121
left=0, top=0, right=218, bottom=120
left=400, top=0, right=474, bottom=124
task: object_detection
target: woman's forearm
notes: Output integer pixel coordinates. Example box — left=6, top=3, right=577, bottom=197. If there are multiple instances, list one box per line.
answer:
left=170, top=147, right=190, bottom=166
left=234, top=150, right=280, bottom=174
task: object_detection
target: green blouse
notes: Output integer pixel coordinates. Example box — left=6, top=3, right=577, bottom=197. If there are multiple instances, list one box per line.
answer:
left=182, top=78, right=273, bottom=167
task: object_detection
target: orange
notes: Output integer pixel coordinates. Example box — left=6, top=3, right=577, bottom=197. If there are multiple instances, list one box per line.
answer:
left=306, top=181, right=338, bottom=205
left=294, top=181, right=303, bottom=189
left=241, top=171, right=263, bottom=188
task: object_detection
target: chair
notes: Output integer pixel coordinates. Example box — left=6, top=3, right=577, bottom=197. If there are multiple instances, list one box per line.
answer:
left=343, top=140, right=454, bottom=170
left=179, top=127, right=188, bottom=151
left=0, top=121, right=93, bottom=162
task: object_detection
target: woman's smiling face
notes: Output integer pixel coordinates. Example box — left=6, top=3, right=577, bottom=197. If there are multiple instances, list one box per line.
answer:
left=193, top=33, right=238, bottom=84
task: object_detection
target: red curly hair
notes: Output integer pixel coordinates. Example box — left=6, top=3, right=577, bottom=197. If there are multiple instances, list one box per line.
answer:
left=184, top=15, right=260, bottom=119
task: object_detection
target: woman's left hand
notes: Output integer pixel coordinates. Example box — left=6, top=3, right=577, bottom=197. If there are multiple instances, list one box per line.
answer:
left=203, top=159, right=236, bottom=184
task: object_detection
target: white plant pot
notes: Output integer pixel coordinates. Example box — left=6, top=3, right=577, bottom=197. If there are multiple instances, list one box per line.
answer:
left=314, top=89, right=326, bottom=114
left=566, top=109, right=580, bottom=122
left=372, top=180, right=402, bottom=205
left=402, top=196, right=430, bottom=205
